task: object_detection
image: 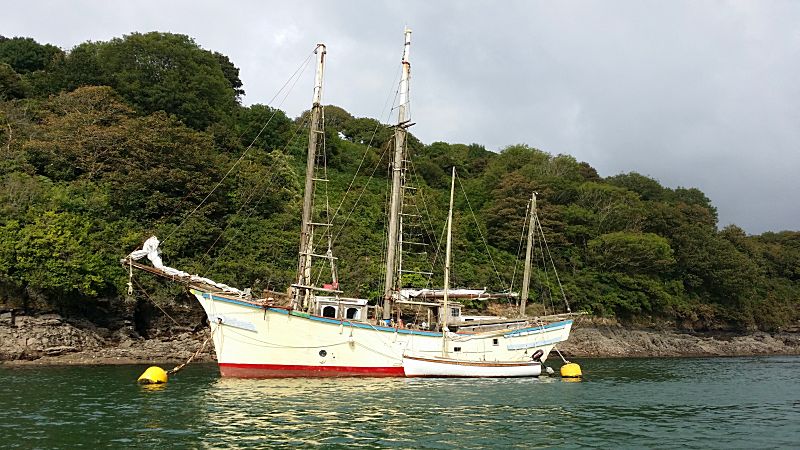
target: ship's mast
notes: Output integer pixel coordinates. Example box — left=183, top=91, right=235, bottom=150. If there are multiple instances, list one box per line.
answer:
left=294, top=44, right=327, bottom=310
left=383, top=28, right=412, bottom=321
left=520, top=192, right=537, bottom=315
left=442, top=167, right=456, bottom=356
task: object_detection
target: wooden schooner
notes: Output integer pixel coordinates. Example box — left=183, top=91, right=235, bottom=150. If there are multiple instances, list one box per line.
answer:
left=124, top=29, right=573, bottom=378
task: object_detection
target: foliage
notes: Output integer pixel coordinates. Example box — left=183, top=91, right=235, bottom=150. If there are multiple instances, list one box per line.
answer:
left=0, top=63, right=29, bottom=100
left=33, top=32, right=240, bottom=130
left=0, top=36, right=62, bottom=74
left=0, top=32, right=797, bottom=331
left=588, top=232, right=674, bottom=275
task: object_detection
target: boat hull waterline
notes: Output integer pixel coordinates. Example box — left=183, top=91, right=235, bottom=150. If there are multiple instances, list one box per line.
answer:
left=194, top=289, right=572, bottom=378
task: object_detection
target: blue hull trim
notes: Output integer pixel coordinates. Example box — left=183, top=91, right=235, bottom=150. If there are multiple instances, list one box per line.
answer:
left=194, top=290, right=571, bottom=339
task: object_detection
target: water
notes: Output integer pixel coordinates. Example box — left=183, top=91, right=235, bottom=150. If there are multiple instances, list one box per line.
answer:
left=1, top=357, right=798, bottom=449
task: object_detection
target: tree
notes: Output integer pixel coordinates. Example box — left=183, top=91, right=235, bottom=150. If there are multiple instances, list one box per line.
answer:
left=606, top=172, right=666, bottom=201
left=39, top=33, right=240, bottom=130
left=671, top=224, right=762, bottom=312
left=588, top=231, right=675, bottom=275
left=575, top=182, right=644, bottom=234
left=43, top=42, right=105, bottom=95
left=213, top=51, right=245, bottom=99
left=99, top=32, right=238, bottom=129
left=0, top=37, right=62, bottom=74
left=0, top=63, right=29, bottom=100
left=4, top=211, right=114, bottom=299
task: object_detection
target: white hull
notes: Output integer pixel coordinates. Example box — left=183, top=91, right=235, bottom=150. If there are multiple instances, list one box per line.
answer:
left=402, top=355, right=541, bottom=377
left=193, top=289, right=572, bottom=378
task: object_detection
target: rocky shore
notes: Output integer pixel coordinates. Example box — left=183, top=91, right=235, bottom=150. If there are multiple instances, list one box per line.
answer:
left=2, top=312, right=799, bottom=367
left=0, top=312, right=216, bottom=366
left=559, top=323, right=800, bottom=358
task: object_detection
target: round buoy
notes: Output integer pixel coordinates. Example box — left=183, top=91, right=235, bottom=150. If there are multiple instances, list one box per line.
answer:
left=560, top=362, right=582, bottom=378
left=137, top=366, right=169, bottom=384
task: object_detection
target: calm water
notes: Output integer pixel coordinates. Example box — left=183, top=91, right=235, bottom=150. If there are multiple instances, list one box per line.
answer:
left=1, top=357, right=798, bottom=449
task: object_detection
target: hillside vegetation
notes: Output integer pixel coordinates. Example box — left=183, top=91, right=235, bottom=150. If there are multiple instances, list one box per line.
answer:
left=1, top=33, right=798, bottom=331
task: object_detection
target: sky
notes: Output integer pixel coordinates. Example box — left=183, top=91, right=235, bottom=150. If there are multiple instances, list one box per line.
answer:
left=3, top=1, right=798, bottom=234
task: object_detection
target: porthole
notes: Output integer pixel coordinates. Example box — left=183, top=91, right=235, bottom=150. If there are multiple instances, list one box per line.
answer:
left=319, top=349, right=327, bottom=357
left=322, top=306, right=336, bottom=318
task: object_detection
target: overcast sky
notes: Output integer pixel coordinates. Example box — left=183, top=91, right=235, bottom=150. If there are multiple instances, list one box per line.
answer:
left=3, top=1, right=798, bottom=234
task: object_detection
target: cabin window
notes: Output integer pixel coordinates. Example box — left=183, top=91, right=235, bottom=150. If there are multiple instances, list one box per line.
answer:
left=346, top=307, right=359, bottom=320
left=451, top=308, right=460, bottom=317
left=493, top=338, right=499, bottom=346
left=454, top=347, right=461, bottom=352
left=322, top=306, right=337, bottom=318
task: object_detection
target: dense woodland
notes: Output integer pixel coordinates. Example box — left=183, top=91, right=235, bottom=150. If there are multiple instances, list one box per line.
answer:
left=1, top=33, right=798, bottom=332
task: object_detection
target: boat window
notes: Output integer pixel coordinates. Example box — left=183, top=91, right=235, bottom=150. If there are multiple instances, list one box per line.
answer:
left=450, top=308, right=459, bottom=317
left=493, top=338, right=499, bottom=346
left=346, top=307, right=359, bottom=320
left=322, top=306, right=337, bottom=318
left=454, top=347, right=461, bottom=352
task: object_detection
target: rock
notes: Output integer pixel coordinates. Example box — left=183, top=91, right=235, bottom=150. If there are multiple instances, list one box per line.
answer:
left=558, top=325, right=800, bottom=358
left=43, top=346, right=78, bottom=356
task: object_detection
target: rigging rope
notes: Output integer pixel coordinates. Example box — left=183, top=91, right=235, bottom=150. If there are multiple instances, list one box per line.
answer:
left=129, top=276, right=181, bottom=327
left=161, top=48, right=316, bottom=246
left=328, top=65, right=402, bottom=229
left=329, top=67, right=403, bottom=248
left=456, top=174, right=507, bottom=290
left=407, top=161, right=443, bottom=287
left=167, top=327, right=216, bottom=375
left=536, top=216, right=571, bottom=312
left=509, top=198, right=532, bottom=296
left=200, top=114, right=312, bottom=276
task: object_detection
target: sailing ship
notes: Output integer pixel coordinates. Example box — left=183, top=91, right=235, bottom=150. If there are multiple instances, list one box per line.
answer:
left=125, top=29, right=573, bottom=378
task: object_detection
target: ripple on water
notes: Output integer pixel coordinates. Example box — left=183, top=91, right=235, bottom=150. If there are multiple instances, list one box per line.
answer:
left=1, top=358, right=799, bottom=448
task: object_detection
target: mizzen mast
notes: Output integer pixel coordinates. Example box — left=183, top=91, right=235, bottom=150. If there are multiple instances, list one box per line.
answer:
left=520, top=192, right=537, bottom=316
left=294, top=44, right=329, bottom=310
left=441, top=167, right=456, bottom=356
left=383, top=28, right=412, bottom=321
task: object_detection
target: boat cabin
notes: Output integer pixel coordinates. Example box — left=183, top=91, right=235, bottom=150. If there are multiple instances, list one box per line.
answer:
left=314, top=296, right=368, bottom=321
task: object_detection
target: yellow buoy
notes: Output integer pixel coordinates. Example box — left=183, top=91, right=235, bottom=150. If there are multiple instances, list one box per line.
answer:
left=137, top=366, right=169, bottom=384
left=560, top=362, right=582, bottom=378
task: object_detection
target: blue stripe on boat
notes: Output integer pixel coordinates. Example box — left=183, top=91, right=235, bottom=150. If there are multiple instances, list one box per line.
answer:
left=503, top=320, right=572, bottom=337
left=193, top=290, right=572, bottom=339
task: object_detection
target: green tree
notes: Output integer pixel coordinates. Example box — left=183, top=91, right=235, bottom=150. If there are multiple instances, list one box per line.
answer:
left=0, top=63, right=29, bottom=100
left=588, top=231, right=675, bottom=275
left=98, top=32, right=237, bottom=129
left=606, top=172, right=666, bottom=201
left=0, top=36, right=62, bottom=74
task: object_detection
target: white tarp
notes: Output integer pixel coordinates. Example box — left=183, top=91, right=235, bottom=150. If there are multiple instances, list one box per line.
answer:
left=399, top=288, right=488, bottom=300
left=128, top=236, right=245, bottom=296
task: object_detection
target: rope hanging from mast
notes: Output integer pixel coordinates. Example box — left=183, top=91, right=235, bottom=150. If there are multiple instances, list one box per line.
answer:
left=161, top=48, right=317, bottom=247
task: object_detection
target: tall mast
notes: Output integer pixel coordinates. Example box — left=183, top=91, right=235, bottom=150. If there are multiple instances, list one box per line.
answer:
left=383, top=28, right=412, bottom=321
left=294, top=43, right=327, bottom=310
left=520, top=192, right=537, bottom=316
left=442, top=167, right=456, bottom=356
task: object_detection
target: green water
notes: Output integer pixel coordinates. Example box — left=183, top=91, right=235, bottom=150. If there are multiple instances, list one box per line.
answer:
left=1, top=357, right=798, bottom=449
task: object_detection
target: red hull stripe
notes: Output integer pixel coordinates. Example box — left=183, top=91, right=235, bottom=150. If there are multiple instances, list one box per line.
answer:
left=219, top=363, right=405, bottom=378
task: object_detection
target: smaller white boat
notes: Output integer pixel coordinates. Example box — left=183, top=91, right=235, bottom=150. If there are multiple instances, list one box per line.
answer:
left=402, top=355, right=541, bottom=378
left=399, top=168, right=544, bottom=378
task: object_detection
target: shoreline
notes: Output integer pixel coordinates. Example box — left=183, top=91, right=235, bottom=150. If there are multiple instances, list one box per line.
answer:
left=2, top=313, right=799, bottom=367
left=558, top=324, right=800, bottom=358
